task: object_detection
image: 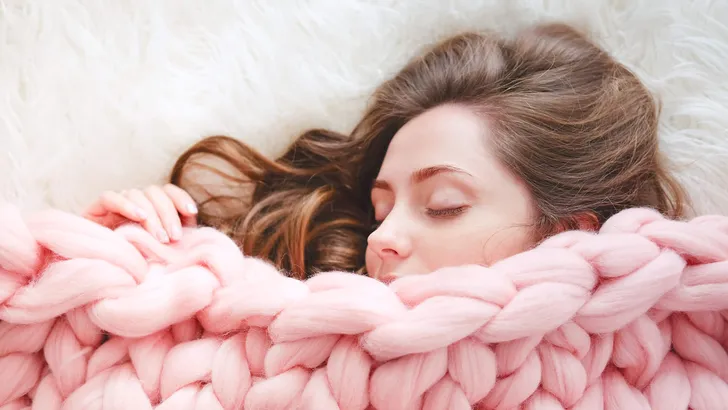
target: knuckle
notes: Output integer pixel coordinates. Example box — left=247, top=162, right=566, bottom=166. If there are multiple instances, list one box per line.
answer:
left=161, top=184, right=179, bottom=199
left=144, top=215, right=162, bottom=228
left=163, top=216, right=178, bottom=228
left=163, top=184, right=188, bottom=201
left=100, top=191, right=116, bottom=202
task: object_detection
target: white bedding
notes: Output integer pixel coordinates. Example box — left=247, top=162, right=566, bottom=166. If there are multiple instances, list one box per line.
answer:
left=1, top=0, right=726, bottom=216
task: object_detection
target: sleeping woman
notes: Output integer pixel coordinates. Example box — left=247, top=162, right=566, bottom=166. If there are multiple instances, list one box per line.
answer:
left=83, top=22, right=688, bottom=282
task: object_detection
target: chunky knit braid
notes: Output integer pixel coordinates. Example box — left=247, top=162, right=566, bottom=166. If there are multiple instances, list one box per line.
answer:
left=1, top=204, right=727, bottom=409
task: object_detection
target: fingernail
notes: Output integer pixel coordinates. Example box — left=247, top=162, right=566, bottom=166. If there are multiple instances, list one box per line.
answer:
left=158, top=230, right=169, bottom=243
left=136, top=208, right=147, bottom=220
left=187, top=203, right=198, bottom=214
left=171, top=226, right=182, bottom=241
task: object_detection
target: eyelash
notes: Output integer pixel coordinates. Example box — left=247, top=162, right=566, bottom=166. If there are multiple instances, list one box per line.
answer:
left=426, top=206, right=469, bottom=218
left=371, top=206, right=469, bottom=229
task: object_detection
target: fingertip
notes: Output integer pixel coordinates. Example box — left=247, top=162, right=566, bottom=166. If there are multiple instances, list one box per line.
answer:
left=157, top=230, right=170, bottom=243
left=170, top=225, right=182, bottom=241
left=186, top=203, right=198, bottom=215
left=135, top=208, right=148, bottom=220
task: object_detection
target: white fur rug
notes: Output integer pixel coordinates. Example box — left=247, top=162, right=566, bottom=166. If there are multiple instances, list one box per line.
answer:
left=1, top=0, right=727, bottom=216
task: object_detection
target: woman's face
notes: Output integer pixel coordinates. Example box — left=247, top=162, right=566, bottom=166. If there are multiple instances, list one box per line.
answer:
left=365, top=104, right=537, bottom=282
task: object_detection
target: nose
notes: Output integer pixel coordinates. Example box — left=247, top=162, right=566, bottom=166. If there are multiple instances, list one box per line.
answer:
left=367, top=217, right=412, bottom=261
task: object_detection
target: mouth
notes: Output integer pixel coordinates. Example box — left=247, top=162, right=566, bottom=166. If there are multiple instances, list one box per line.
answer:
left=373, top=264, right=396, bottom=284
left=379, top=274, right=397, bottom=285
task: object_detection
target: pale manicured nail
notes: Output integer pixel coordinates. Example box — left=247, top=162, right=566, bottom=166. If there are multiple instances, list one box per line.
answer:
left=157, top=230, right=169, bottom=243
left=171, top=226, right=182, bottom=241
left=186, top=203, right=198, bottom=214
left=136, top=208, right=148, bottom=220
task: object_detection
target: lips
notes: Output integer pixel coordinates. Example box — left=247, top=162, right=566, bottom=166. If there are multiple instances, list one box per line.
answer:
left=372, top=264, right=398, bottom=284
left=379, top=274, right=398, bottom=284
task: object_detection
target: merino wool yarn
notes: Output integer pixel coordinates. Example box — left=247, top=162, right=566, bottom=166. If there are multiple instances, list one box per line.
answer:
left=2, top=204, right=728, bottom=409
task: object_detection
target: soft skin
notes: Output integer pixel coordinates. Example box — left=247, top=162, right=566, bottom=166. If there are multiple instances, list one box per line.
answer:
left=366, top=104, right=537, bottom=282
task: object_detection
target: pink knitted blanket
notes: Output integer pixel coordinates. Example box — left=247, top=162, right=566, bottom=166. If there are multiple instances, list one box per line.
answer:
left=2, top=204, right=728, bottom=410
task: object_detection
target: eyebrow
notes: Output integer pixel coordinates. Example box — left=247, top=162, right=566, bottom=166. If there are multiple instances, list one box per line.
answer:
left=372, top=165, right=474, bottom=191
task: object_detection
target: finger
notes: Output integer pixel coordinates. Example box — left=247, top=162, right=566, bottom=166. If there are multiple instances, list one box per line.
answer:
left=162, top=184, right=198, bottom=215
left=145, top=186, right=183, bottom=241
left=85, top=191, right=148, bottom=222
left=126, top=189, right=169, bottom=243
left=162, top=184, right=199, bottom=227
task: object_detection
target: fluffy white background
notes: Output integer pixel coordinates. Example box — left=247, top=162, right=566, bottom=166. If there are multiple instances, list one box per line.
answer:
left=1, top=0, right=727, bottom=216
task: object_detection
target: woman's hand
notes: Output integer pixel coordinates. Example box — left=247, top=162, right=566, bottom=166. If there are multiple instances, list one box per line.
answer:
left=83, top=184, right=198, bottom=243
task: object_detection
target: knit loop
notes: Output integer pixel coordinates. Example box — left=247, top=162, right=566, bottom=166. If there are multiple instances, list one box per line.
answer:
left=2, top=205, right=728, bottom=409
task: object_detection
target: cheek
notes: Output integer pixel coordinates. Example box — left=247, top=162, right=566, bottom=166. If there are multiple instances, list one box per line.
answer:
left=420, top=224, right=533, bottom=269
left=477, top=226, right=534, bottom=264
left=421, top=239, right=486, bottom=269
left=364, top=247, right=380, bottom=277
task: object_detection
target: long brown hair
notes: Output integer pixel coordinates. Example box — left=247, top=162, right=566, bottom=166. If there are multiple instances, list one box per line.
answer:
left=170, top=22, right=688, bottom=279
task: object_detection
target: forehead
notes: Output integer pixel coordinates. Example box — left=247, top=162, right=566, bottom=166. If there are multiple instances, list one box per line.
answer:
left=378, top=104, right=492, bottom=176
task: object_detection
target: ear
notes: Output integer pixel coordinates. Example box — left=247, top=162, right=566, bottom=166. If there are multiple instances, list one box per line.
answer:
left=550, top=212, right=600, bottom=235
left=572, top=212, right=600, bottom=231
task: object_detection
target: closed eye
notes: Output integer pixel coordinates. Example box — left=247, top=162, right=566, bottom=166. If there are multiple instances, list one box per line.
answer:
left=426, top=205, right=469, bottom=218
